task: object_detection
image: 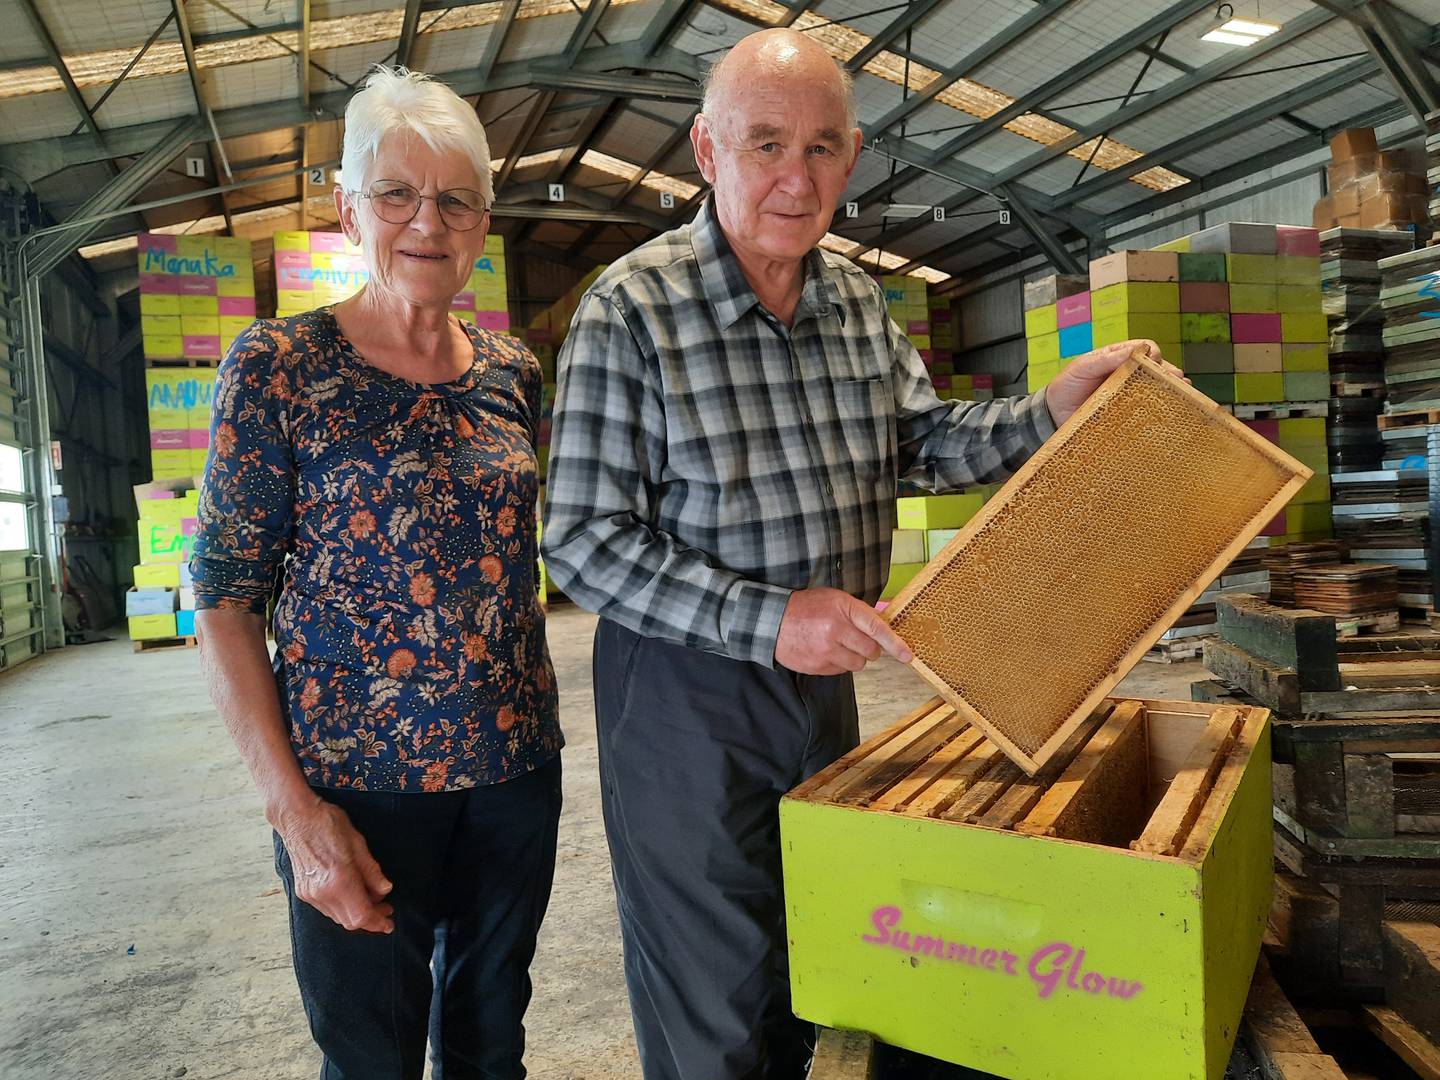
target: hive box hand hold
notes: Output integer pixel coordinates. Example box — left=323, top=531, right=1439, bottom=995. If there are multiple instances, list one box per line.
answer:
left=880, top=354, right=1310, bottom=775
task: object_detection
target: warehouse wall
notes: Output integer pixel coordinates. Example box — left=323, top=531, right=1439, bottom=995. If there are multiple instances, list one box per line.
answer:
left=39, top=260, right=146, bottom=632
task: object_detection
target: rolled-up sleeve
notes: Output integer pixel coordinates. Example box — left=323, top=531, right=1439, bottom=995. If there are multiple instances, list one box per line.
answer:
left=190, top=325, right=295, bottom=613
left=542, top=292, right=791, bottom=667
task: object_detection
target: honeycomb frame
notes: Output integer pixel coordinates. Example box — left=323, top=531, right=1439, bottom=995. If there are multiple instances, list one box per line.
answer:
left=881, top=356, right=1310, bottom=775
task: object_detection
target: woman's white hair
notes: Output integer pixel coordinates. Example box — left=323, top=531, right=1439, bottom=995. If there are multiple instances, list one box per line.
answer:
left=340, top=66, right=494, bottom=205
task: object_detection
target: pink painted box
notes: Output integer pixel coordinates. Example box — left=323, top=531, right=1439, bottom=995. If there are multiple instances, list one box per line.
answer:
left=1056, top=293, right=1091, bottom=329
left=1275, top=226, right=1321, bottom=258
left=1231, top=314, right=1282, bottom=344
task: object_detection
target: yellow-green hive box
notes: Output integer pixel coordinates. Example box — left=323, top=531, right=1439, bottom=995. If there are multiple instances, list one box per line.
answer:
left=1092, top=313, right=1180, bottom=347
left=896, top=493, right=985, bottom=531
left=882, top=562, right=924, bottom=600
left=1280, top=313, right=1327, bottom=344
left=782, top=698, right=1272, bottom=1080
left=1234, top=373, right=1284, bottom=403
left=1028, top=358, right=1062, bottom=392
left=1090, top=282, right=1179, bottom=319
left=1025, top=305, right=1059, bottom=338
left=1225, top=254, right=1278, bottom=284
left=129, top=613, right=177, bottom=640
left=1281, top=344, right=1328, bottom=372
left=1028, top=332, right=1061, bottom=366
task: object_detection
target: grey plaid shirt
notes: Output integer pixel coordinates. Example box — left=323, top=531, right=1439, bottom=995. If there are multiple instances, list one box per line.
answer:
left=542, top=199, right=1056, bottom=668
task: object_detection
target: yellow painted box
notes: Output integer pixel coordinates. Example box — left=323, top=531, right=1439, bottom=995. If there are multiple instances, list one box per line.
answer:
left=1025, top=305, right=1058, bottom=338
left=782, top=698, right=1272, bottom=1080
left=1092, top=313, right=1181, bottom=348
left=1089, top=282, right=1180, bottom=319
left=896, top=493, right=985, bottom=531
left=1028, top=358, right=1061, bottom=391
left=882, top=562, right=924, bottom=601
left=1028, top=332, right=1061, bottom=366
left=128, top=613, right=177, bottom=640
left=1234, top=373, right=1284, bottom=403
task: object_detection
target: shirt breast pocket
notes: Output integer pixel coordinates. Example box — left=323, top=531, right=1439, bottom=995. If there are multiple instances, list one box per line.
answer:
left=833, top=376, right=893, bottom=481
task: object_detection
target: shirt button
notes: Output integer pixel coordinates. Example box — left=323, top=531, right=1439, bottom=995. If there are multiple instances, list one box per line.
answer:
left=835, top=559, right=843, bottom=574
left=825, top=482, right=834, bottom=495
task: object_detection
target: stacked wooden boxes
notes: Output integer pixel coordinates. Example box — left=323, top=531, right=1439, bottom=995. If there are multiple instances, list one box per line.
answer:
left=1312, top=127, right=1430, bottom=235
left=1088, top=249, right=1180, bottom=375
left=1196, top=596, right=1440, bottom=1002
left=144, top=368, right=216, bottom=482
left=131, top=484, right=201, bottom=642
left=1024, top=273, right=1088, bottom=391
left=1378, top=245, right=1440, bottom=413
left=927, top=292, right=957, bottom=397
left=1323, top=228, right=1415, bottom=476
left=885, top=492, right=989, bottom=603
left=1428, top=109, right=1440, bottom=225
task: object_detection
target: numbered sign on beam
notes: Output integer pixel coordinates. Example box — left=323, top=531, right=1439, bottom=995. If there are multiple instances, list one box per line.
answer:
left=660, top=192, right=675, bottom=209
left=548, top=183, right=565, bottom=202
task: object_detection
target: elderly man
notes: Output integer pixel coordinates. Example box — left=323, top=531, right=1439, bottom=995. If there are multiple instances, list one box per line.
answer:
left=543, top=27, right=1168, bottom=1080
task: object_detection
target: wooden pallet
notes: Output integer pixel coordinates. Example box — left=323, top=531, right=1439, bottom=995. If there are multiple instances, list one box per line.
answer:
left=1229, top=401, right=1330, bottom=419
left=1331, top=381, right=1387, bottom=397
left=132, top=634, right=198, bottom=653
left=1143, top=635, right=1212, bottom=663
left=1335, top=610, right=1402, bottom=637
left=880, top=354, right=1308, bottom=774
left=1378, top=408, right=1440, bottom=430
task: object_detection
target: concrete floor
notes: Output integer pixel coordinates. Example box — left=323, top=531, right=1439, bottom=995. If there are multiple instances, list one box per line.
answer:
left=0, top=605, right=1199, bottom=1080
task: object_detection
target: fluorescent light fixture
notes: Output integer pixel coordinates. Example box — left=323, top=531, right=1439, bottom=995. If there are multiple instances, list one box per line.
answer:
left=1200, top=27, right=1264, bottom=45
left=1221, top=16, right=1280, bottom=35
left=880, top=203, right=933, bottom=218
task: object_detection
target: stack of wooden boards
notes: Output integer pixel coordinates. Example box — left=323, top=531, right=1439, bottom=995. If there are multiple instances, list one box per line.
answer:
left=1332, top=464, right=1434, bottom=615
left=1292, top=564, right=1399, bottom=618
left=1322, top=227, right=1415, bottom=474
left=1379, top=245, right=1440, bottom=412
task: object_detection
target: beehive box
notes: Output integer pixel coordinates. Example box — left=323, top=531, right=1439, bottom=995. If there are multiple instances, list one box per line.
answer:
left=783, top=696, right=1272, bottom=1080
left=881, top=356, right=1308, bottom=774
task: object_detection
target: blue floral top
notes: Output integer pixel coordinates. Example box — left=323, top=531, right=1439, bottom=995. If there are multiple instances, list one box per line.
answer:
left=191, top=308, right=562, bottom=792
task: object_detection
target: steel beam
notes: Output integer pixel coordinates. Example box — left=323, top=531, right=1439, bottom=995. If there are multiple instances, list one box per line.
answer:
left=527, top=68, right=700, bottom=102
left=396, top=0, right=424, bottom=69
left=999, top=185, right=1082, bottom=274
left=1052, top=57, right=1382, bottom=209
left=477, top=0, right=521, bottom=86
left=638, top=0, right=702, bottom=61
left=845, top=0, right=950, bottom=73
left=172, top=0, right=233, bottom=184
left=29, top=118, right=203, bottom=278
left=16, top=0, right=107, bottom=152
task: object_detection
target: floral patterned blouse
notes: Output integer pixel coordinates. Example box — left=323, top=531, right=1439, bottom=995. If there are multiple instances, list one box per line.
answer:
left=191, top=308, right=562, bottom=792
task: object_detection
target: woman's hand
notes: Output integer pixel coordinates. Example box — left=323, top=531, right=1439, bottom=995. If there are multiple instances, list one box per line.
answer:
left=277, top=797, right=395, bottom=934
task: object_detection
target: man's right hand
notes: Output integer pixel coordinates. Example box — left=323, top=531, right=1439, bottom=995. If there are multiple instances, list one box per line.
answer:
left=774, top=587, right=915, bottom=675
left=276, top=798, right=395, bottom=934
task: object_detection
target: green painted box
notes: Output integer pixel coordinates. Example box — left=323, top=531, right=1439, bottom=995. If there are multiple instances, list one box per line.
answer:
left=896, top=493, right=985, bottom=531
left=1180, top=313, right=1230, bottom=344
left=783, top=698, right=1272, bottom=1080
left=1190, top=373, right=1236, bottom=403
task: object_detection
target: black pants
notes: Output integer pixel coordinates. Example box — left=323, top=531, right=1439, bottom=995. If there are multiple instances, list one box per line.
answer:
left=273, top=759, right=563, bottom=1080
left=593, top=619, right=860, bottom=1080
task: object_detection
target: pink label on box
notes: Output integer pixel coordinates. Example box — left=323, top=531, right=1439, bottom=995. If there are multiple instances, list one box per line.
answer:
left=140, top=273, right=179, bottom=293
left=140, top=233, right=177, bottom=253
left=188, top=430, right=211, bottom=449
left=148, top=491, right=176, bottom=500
left=310, top=232, right=347, bottom=252
left=1276, top=226, right=1321, bottom=258
left=181, top=517, right=198, bottom=536
left=451, top=292, right=477, bottom=310
left=974, top=375, right=994, bottom=389
left=179, top=276, right=218, bottom=296
left=1056, top=293, right=1091, bottom=328
left=150, top=429, right=188, bottom=450
left=218, top=296, right=255, bottom=316
left=274, top=250, right=311, bottom=270
left=183, top=335, right=222, bottom=357
left=906, top=320, right=929, bottom=335
left=473, top=310, right=509, bottom=331
left=1231, top=313, right=1281, bottom=343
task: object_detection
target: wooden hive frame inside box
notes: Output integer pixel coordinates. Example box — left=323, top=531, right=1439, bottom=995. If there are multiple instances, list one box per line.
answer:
left=881, top=355, right=1310, bottom=775
left=782, top=695, right=1273, bottom=1079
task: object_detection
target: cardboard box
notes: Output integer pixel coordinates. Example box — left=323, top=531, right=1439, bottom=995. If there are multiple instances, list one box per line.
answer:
left=1359, top=193, right=1412, bottom=228
left=1311, top=195, right=1335, bottom=231
left=1332, top=184, right=1362, bottom=218
left=783, top=698, right=1272, bottom=1080
left=1328, top=153, right=1378, bottom=189
left=896, top=494, right=985, bottom=531
left=1330, top=127, right=1378, bottom=160
left=1181, top=343, right=1234, bottom=374
left=1233, top=344, right=1281, bottom=373
left=128, top=613, right=178, bottom=640
left=1088, top=251, right=1179, bottom=290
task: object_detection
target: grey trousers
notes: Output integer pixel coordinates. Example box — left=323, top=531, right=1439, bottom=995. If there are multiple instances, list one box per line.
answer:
left=593, top=618, right=860, bottom=1080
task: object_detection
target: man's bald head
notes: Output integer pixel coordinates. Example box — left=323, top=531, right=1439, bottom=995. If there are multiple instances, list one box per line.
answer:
left=701, top=28, right=856, bottom=140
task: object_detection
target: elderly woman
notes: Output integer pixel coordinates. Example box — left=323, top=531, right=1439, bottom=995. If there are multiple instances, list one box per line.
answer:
left=192, top=66, right=562, bottom=1079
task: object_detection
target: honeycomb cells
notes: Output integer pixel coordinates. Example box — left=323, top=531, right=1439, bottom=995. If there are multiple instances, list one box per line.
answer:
left=888, top=363, right=1302, bottom=759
